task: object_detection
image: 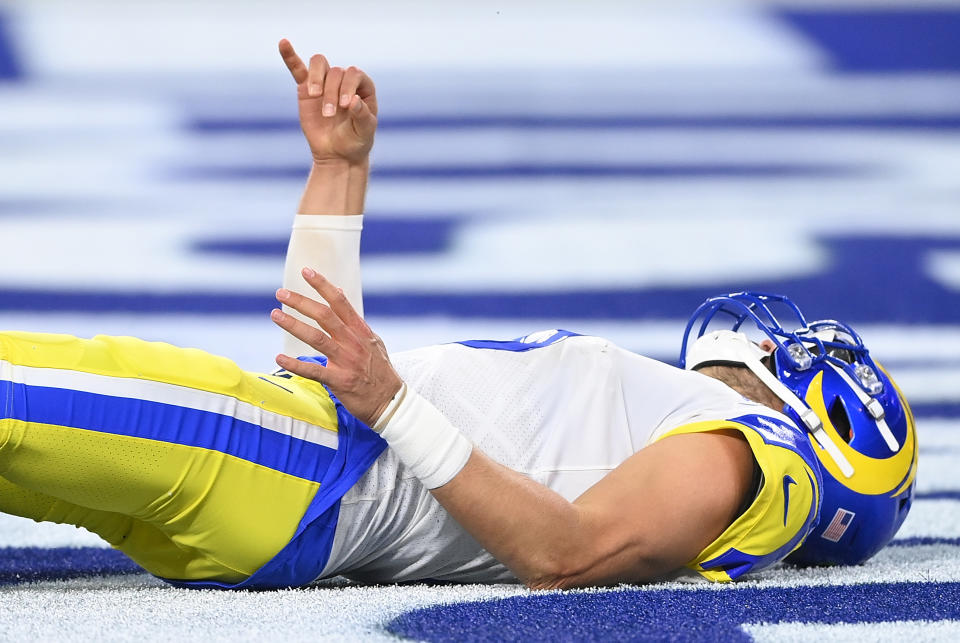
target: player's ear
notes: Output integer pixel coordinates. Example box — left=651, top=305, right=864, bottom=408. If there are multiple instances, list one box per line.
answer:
left=759, top=339, right=777, bottom=353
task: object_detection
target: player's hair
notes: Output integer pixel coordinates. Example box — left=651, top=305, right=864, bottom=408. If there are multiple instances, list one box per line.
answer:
left=695, top=363, right=783, bottom=412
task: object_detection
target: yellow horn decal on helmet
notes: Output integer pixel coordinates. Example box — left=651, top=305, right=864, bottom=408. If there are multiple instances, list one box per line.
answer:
left=805, top=371, right=916, bottom=496
left=882, top=364, right=918, bottom=497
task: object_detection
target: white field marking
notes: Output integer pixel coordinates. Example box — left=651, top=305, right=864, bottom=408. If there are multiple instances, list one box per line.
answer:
left=0, top=513, right=107, bottom=549
left=0, top=217, right=284, bottom=291
left=883, top=366, right=960, bottom=403
left=360, top=215, right=828, bottom=292
left=0, top=314, right=284, bottom=374
left=896, top=500, right=960, bottom=540
left=927, top=250, right=960, bottom=294
left=745, top=620, right=960, bottom=643
left=0, top=360, right=338, bottom=450
left=0, top=575, right=527, bottom=642
left=16, top=2, right=820, bottom=74
left=917, top=418, right=960, bottom=437
left=0, top=87, right=175, bottom=135
left=668, top=542, right=960, bottom=589
left=914, top=453, right=960, bottom=494
left=0, top=213, right=824, bottom=292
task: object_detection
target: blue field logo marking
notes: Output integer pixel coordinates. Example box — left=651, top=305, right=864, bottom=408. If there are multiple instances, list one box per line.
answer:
left=0, top=9, right=22, bottom=80
left=4, top=234, right=959, bottom=326
left=387, top=581, right=960, bottom=642
left=0, top=547, right=140, bottom=586
left=777, top=8, right=960, bottom=72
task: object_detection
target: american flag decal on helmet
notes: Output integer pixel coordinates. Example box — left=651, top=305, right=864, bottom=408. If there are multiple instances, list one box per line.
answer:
left=821, top=508, right=856, bottom=542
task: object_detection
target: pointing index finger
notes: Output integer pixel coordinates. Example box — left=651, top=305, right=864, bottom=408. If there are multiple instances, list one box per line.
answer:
left=279, top=38, right=308, bottom=85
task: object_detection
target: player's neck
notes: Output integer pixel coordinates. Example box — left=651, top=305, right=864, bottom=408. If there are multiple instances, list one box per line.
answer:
left=696, top=365, right=783, bottom=412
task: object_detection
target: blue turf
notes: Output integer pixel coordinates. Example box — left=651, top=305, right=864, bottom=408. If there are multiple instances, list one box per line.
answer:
left=0, top=547, right=140, bottom=585
left=191, top=217, right=459, bottom=257
left=778, top=9, right=960, bottom=72
left=187, top=114, right=960, bottom=133
left=387, top=582, right=960, bottom=642
left=0, top=9, right=21, bottom=81
left=891, top=537, right=960, bottom=547
left=3, top=235, right=959, bottom=328
left=914, top=491, right=960, bottom=501
left=174, top=163, right=865, bottom=181
left=906, top=403, right=960, bottom=419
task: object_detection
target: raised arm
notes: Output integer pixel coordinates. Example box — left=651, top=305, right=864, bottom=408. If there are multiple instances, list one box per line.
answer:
left=278, top=40, right=378, bottom=355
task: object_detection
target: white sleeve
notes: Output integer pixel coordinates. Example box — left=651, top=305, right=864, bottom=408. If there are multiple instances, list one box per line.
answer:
left=281, top=214, right=364, bottom=357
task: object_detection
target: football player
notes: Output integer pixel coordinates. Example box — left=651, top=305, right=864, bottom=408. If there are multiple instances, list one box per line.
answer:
left=0, top=41, right=916, bottom=590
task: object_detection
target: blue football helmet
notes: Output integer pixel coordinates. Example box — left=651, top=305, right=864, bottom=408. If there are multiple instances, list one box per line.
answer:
left=680, top=292, right=917, bottom=566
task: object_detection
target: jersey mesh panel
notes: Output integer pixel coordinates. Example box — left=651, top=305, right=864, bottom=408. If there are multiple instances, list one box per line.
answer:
left=392, top=347, right=550, bottom=473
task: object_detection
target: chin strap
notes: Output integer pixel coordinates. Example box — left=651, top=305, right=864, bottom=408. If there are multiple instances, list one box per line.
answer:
left=687, top=330, right=855, bottom=478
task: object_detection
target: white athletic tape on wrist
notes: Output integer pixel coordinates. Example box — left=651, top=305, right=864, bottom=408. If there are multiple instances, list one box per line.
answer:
left=373, top=383, right=473, bottom=489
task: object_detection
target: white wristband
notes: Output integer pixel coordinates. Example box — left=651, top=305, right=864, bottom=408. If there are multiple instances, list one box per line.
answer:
left=373, top=383, right=473, bottom=489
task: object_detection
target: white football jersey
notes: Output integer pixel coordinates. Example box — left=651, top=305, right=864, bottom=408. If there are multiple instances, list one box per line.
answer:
left=317, top=331, right=792, bottom=584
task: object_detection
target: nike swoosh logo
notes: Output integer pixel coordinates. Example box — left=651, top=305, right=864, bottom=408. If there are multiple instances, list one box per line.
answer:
left=258, top=376, right=294, bottom=394
left=783, top=475, right=797, bottom=526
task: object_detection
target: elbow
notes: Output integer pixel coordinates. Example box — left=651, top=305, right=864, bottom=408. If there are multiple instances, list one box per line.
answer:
left=508, top=511, right=669, bottom=590
left=517, top=540, right=669, bottom=590
left=520, top=570, right=575, bottom=592
left=515, top=549, right=597, bottom=591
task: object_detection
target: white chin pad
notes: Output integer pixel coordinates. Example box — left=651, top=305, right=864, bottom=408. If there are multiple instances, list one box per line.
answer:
left=685, top=330, right=770, bottom=371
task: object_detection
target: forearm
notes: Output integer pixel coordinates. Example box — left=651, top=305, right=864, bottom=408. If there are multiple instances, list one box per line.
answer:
left=282, top=159, right=370, bottom=355
left=431, top=450, right=593, bottom=589
left=297, top=159, right=369, bottom=215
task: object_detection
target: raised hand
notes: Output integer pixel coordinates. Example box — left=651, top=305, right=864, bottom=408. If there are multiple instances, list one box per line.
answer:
left=271, top=268, right=402, bottom=426
left=279, top=39, right=378, bottom=165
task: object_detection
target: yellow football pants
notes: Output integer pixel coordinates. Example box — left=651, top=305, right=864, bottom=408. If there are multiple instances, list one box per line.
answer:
left=0, top=331, right=341, bottom=584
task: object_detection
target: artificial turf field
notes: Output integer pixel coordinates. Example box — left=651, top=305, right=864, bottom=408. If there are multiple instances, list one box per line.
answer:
left=1, top=1, right=959, bottom=640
